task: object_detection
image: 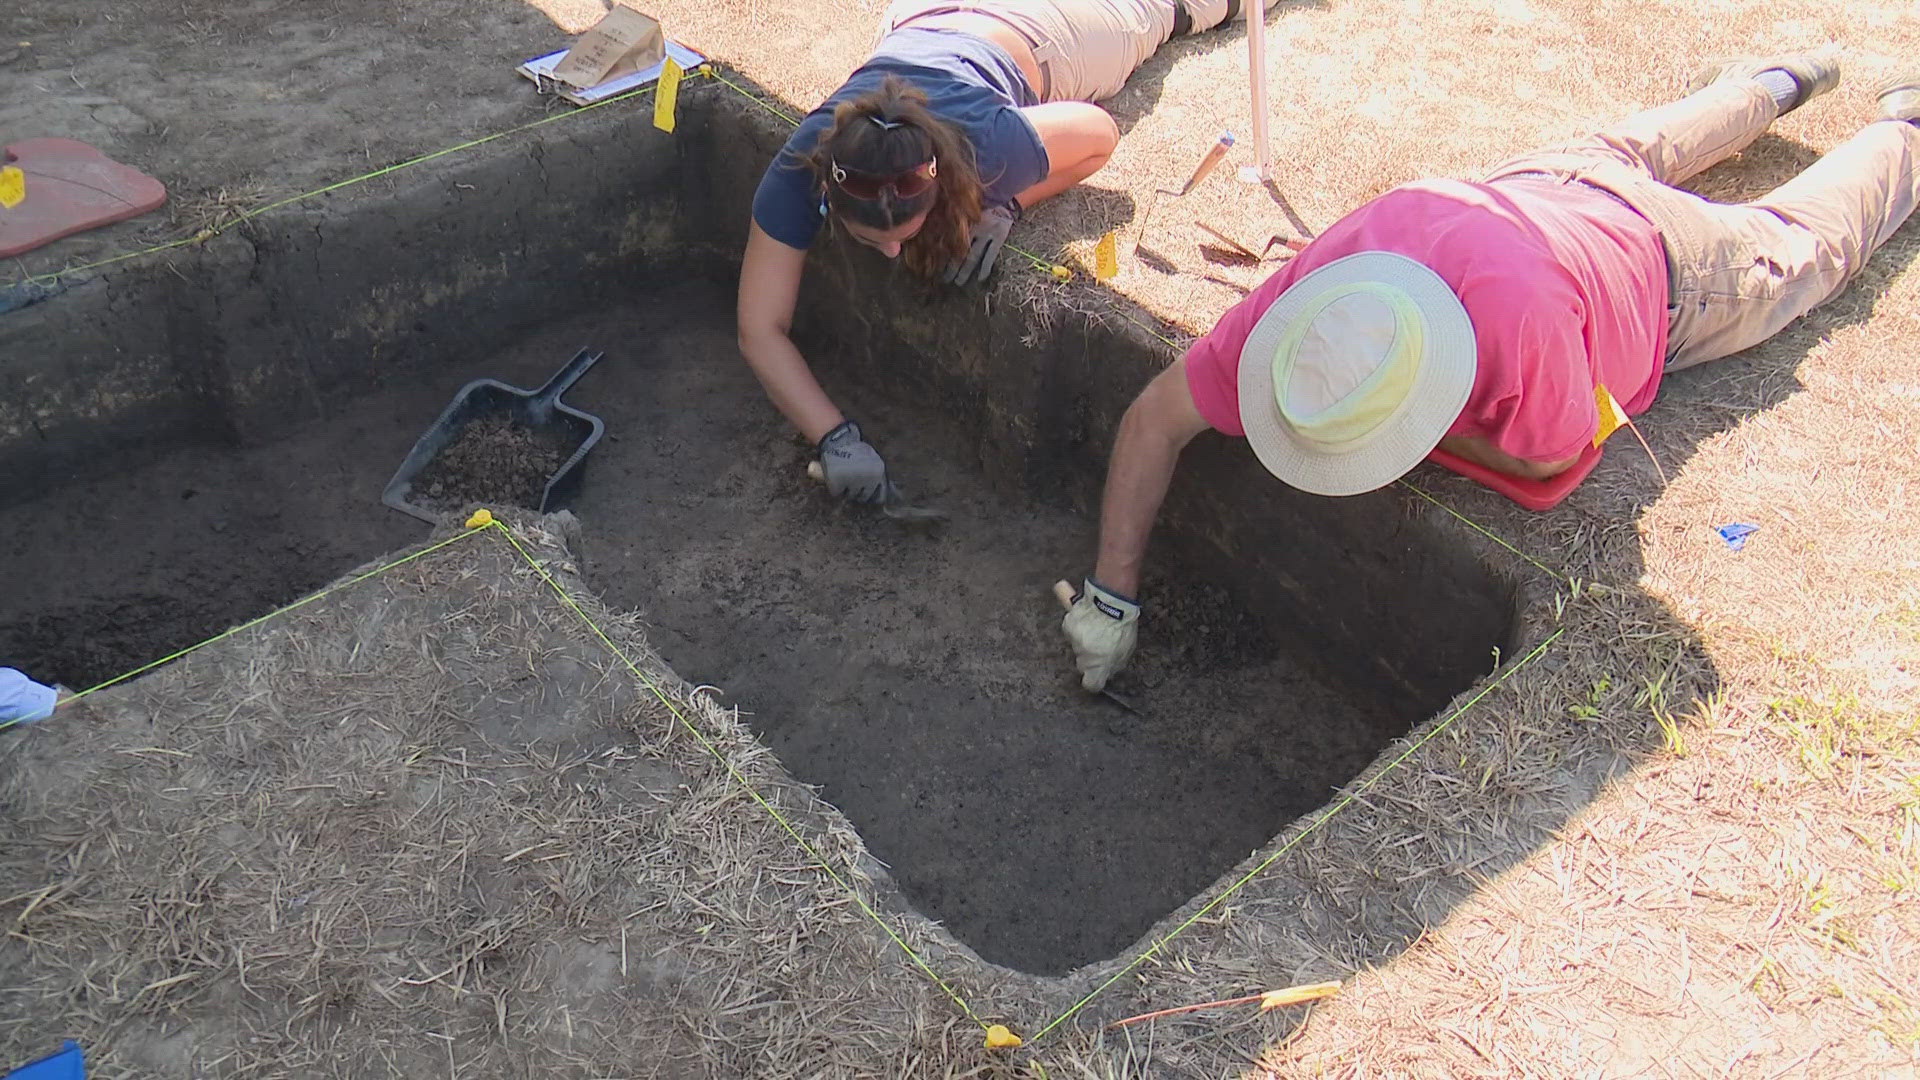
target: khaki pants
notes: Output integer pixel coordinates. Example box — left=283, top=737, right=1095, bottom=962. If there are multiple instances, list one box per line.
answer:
left=1486, top=80, right=1920, bottom=370
left=881, top=0, right=1278, bottom=103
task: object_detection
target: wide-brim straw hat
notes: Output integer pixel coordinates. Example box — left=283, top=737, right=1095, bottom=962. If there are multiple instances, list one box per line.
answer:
left=1237, top=251, right=1477, bottom=496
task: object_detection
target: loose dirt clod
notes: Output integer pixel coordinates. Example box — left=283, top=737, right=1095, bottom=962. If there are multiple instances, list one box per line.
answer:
left=412, top=415, right=571, bottom=512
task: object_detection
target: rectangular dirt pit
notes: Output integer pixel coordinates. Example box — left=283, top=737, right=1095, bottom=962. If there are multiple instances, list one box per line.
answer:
left=3, top=276, right=1514, bottom=977
left=2, top=82, right=1518, bottom=985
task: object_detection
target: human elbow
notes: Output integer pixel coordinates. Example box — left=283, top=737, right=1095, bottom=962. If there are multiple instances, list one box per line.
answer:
left=736, top=317, right=783, bottom=361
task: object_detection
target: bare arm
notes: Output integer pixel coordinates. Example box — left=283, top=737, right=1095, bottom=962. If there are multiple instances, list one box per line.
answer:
left=1091, top=358, right=1214, bottom=596
left=1436, top=434, right=1581, bottom=481
left=1013, top=102, right=1120, bottom=209
left=737, top=221, right=844, bottom=443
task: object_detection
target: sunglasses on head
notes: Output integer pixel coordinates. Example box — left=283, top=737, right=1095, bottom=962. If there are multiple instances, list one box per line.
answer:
left=830, top=157, right=939, bottom=201
left=828, top=114, right=937, bottom=201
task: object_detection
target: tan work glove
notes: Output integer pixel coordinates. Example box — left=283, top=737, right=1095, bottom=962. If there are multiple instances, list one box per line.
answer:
left=1061, top=578, right=1140, bottom=692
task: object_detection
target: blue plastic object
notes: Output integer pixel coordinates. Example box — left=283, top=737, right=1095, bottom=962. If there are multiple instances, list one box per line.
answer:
left=1716, top=523, right=1759, bottom=551
left=6, top=1041, right=83, bottom=1080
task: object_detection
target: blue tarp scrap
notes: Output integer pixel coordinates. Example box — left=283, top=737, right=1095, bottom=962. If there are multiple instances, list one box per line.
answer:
left=5, top=1041, right=83, bottom=1080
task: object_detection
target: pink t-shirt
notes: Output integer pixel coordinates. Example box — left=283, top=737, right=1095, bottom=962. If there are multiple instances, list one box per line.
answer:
left=1185, top=178, right=1670, bottom=465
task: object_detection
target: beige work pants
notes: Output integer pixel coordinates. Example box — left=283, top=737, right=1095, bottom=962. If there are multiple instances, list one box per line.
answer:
left=881, top=0, right=1280, bottom=103
left=1486, top=79, right=1920, bottom=370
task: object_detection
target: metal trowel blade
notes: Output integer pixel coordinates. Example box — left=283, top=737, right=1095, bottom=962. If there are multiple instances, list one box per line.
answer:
left=881, top=502, right=949, bottom=522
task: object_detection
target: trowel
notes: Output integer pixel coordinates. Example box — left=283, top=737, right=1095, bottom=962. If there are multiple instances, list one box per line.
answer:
left=1051, top=580, right=1145, bottom=716
left=805, top=461, right=949, bottom=522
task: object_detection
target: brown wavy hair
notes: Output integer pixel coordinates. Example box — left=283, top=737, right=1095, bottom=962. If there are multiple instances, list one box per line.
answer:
left=808, top=76, right=983, bottom=278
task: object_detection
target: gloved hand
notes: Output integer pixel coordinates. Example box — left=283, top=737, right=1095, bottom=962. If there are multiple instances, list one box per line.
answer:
left=817, top=420, right=894, bottom=504
left=943, top=202, right=1019, bottom=286
left=0, top=667, right=59, bottom=726
left=1061, top=578, right=1140, bottom=692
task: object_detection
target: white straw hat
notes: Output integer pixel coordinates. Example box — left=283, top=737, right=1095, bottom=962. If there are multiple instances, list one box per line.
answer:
left=1237, top=251, right=1477, bottom=496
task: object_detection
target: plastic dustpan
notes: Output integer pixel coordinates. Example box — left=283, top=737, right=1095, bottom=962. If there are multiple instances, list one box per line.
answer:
left=382, top=348, right=606, bottom=524
left=6, top=1041, right=83, bottom=1080
left=1426, top=442, right=1603, bottom=511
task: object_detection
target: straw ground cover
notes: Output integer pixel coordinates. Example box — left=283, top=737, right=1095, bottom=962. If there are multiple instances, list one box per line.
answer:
left=649, top=0, right=1920, bottom=1073
left=0, top=0, right=1915, bottom=1073
left=0, top=518, right=975, bottom=1078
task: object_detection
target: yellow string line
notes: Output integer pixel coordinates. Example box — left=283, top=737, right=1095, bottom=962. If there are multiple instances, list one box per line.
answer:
left=704, top=68, right=803, bottom=128
left=6, top=502, right=1564, bottom=1045
left=483, top=521, right=990, bottom=1030
left=1395, top=480, right=1572, bottom=587
left=3, top=526, right=489, bottom=731
left=16, top=75, right=686, bottom=289
left=1024, top=625, right=1565, bottom=1045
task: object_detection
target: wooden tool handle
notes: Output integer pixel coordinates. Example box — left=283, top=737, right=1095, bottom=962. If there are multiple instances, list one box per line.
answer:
left=806, top=460, right=824, bottom=482
left=1052, top=580, right=1077, bottom=610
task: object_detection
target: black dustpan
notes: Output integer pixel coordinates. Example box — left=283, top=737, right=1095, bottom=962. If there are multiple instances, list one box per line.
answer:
left=382, top=348, right=606, bottom=524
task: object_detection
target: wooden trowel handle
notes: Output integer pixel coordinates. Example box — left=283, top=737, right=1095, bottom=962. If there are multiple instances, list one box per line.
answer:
left=1052, top=580, right=1077, bottom=610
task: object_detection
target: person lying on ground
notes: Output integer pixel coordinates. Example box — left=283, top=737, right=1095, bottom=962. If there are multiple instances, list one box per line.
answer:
left=0, top=667, right=59, bottom=727
left=739, top=0, right=1280, bottom=505
left=1062, top=56, right=1920, bottom=691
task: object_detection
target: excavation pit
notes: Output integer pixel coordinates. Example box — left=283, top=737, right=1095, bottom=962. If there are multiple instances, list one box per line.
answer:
left=1, top=85, right=1518, bottom=982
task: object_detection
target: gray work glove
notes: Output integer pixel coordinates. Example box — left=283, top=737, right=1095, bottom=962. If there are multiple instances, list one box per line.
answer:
left=942, top=202, right=1019, bottom=286
left=817, top=420, right=894, bottom=504
left=1061, top=578, right=1140, bottom=692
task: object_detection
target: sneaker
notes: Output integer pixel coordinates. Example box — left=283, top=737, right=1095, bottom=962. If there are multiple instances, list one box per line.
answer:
left=1876, top=76, right=1920, bottom=122
left=1685, top=53, right=1842, bottom=110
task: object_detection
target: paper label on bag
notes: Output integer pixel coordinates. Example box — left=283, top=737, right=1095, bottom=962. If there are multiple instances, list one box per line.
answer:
left=551, top=5, right=665, bottom=90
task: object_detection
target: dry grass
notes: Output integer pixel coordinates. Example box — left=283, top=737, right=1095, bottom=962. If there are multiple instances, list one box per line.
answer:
left=0, top=518, right=975, bottom=1077
left=165, top=182, right=275, bottom=242
left=4, top=0, right=1920, bottom=1075
left=648, top=0, right=1920, bottom=1074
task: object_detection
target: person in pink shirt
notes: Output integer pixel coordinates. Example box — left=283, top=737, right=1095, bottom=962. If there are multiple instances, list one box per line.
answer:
left=1061, top=54, right=1920, bottom=692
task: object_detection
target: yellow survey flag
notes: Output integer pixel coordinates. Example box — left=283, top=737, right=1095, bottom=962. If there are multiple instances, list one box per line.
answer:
left=653, top=58, right=684, bottom=133
left=1094, top=230, right=1118, bottom=280
left=1593, top=384, right=1629, bottom=447
left=0, top=166, right=24, bottom=210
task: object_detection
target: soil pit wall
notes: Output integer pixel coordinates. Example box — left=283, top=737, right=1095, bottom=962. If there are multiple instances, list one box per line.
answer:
left=1, top=81, right=1518, bottom=978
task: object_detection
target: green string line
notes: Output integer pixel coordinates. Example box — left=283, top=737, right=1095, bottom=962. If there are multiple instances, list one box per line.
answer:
left=484, top=522, right=990, bottom=1030
left=17, top=76, right=675, bottom=289
left=704, top=68, right=803, bottom=128
left=1024, top=626, right=1566, bottom=1046
left=6, top=526, right=489, bottom=731
left=1396, top=480, right=1572, bottom=588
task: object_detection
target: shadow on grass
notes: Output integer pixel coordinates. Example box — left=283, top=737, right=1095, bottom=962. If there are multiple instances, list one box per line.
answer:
left=685, top=68, right=1907, bottom=1070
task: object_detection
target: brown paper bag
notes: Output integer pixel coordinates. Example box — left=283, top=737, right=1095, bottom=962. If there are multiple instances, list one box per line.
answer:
left=550, top=5, right=665, bottom=90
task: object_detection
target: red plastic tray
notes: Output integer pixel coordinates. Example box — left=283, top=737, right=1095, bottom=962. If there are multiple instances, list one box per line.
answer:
left=1426, top=442, right=1603, bottom=511
left=0, top=138, right=167, bottom=258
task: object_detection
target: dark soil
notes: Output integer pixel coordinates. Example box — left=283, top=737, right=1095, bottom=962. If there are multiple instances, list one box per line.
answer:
left=411, top=415, right=571, bottom=512
left=0, top=418, right=433, bottom=690
left=0, top=282, right=1460, bottom=977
